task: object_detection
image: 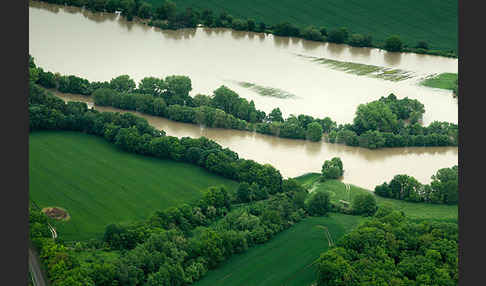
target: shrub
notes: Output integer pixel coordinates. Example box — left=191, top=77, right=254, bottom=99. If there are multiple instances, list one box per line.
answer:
left=352, top=193, right=377, bottom=216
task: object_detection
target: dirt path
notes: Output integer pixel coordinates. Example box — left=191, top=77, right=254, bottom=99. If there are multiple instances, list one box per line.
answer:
left=345, top=183, right=351, bottom=201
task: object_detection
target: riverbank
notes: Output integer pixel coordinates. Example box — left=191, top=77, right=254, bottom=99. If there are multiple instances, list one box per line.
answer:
left=52, top=90, right=457, bottom=189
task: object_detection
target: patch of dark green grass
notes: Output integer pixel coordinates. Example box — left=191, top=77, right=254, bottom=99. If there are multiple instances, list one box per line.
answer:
left=193, top=214, right=363, bottom=286
left=420, top=72, right=458, bottom=90
left=29, top=131, right=239, bottom=241
left=145, top=0, right=457, bottom=52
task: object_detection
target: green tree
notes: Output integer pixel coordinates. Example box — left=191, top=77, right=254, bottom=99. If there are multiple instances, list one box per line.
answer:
left=268, top=107, right=284, bottom=122
left=353, top=101, right=398, bottom=134
left=155, top=0, right=176, bottom=21
left=415, top=41, right=429, bottom=50
left=306, top=121, right=324, bottom=141
left=352, top=193, right=377, bottom=216
left=138, top=2, right=152, bottom=19
left=327, top=27, right=348, bottom=43
left=306, top=191, right=331, bottom=216
left=105, top=0, right=121, bottom=13
left=246, top=18, right=256, bottom=31
left=358, top=130, right=386, bottom=149
left=384, top=35, right=403, bottom=52
left=321, top=157, right=344, bottom=180
left=110, top=74, right=136, bottom=93
left=138, top=76, right=166, bottom=97
left=302, top=26, right=323, bottom=41
left=164, top=75, right=192, bottom=105
left=431, top=165, right=458, bottom=204
left=236, top=182, right=251, bottom=203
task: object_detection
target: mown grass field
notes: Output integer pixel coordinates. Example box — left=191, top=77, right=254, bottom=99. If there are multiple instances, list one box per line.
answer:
left=29, top=131, right=239, bottom=241
left=295, top=173, right=458, bottom=221
left=194, top=214, right=363, bottom=286
left=147, top=0, right=457, bottom=51
left=421, top=73, right=458, bottom=91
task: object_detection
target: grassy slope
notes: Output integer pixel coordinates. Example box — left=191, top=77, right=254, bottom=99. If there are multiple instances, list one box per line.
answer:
left=295, top=173, right=457, bottom=221
left=421, top=73, right=458, bottom=91
left=29, top=131, right=238, bottom=241
left=148, top=0, right=457, bottom=51
left=194, top=214, right=363, bottom=286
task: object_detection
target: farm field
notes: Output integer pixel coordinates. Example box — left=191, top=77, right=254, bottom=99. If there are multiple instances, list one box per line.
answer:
left=29, top=131, right=239, bottom=241
left=146, top=0, right=457, bottom=52
left=295, top=173, right=458, bottom=221
left=194, top=214, right=364, bottom=286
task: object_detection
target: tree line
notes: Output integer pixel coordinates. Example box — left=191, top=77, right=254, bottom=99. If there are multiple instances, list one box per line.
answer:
left=33, top=0, right=456, bottom=58
left=328, top=94, right=458, bottom=149
left=375, top=165, right=458, bottom=204
left=28, top=171, right=314, bottom=285
left=29, top=81, right=285, bottom=194
left=28, top=85, right=455, bottom=284
left=317, top=206, right=458, bottom=285
left=29, top=56, right=458, bottom=149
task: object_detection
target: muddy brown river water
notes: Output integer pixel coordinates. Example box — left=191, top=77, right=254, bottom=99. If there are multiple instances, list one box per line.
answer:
left=55, top=92, right=457, bottom=190
left=30, top=1, right=458, bottom=189
left=29, top=1, right=458, bottom=125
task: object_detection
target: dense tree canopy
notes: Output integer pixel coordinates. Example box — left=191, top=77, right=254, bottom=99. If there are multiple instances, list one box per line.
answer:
left=384, top=35, right=403, bottom=52
left=30, top=56, right=457, bottom=149
left=353, top=101, right=398, bottom=134
left=351, top=193, right=377, bottom=216
left=305, top=191, right=331, bottom=216
left=316, top=208, right=458, bottom=286
left=321, top=157, right=344, bottom=180
left=375, top=166, right=458, bottom=204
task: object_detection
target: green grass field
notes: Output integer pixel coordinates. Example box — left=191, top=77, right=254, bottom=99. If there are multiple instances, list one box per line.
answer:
left=421, top=73, right=458, bottom=91
left=29, top=131, right=238, bottom=241
left=147, top=0, right=457, bottom=51
left=194, top=214, right=363, bottom=286
left=295, top=173, right=458, bottom=221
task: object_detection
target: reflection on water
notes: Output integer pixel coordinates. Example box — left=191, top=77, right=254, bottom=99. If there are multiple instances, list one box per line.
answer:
left=301, top=39, right=320, bottom=51
left=55, top=92, right=457, bottom=189
left=384, top=51, right=402, bottom=66
left=230, top=29, right=246, bottom=40
left=348, top=45, right=372, bottom=57
left=273, top=35, right=290, bottom=48
left=326, top=42, right=346, bottom=57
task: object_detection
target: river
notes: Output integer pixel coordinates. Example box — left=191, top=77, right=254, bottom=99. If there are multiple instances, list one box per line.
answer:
left=30, top=1, right=458, bottom=189
left=55, top=92, right=457, bottom=190
left=29, top=1, right=457, bottom=126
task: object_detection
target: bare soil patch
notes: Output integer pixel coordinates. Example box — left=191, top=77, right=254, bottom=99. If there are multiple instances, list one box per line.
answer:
left=42, top=207, right=70, bottom=221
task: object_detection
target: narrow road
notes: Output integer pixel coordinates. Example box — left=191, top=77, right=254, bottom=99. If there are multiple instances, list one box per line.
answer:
left=29, top=247, right=47, bottom=286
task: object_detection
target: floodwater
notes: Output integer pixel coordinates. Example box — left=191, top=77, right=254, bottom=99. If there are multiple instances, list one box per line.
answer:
left=29, top=1, right=458, bottom=125
left=55, top=92, right=457, bottom=190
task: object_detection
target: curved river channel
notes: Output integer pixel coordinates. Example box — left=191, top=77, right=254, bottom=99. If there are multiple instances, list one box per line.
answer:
left=56, top=92, right=457, bottom=190
left=30, top=2, right=458, bottom=189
